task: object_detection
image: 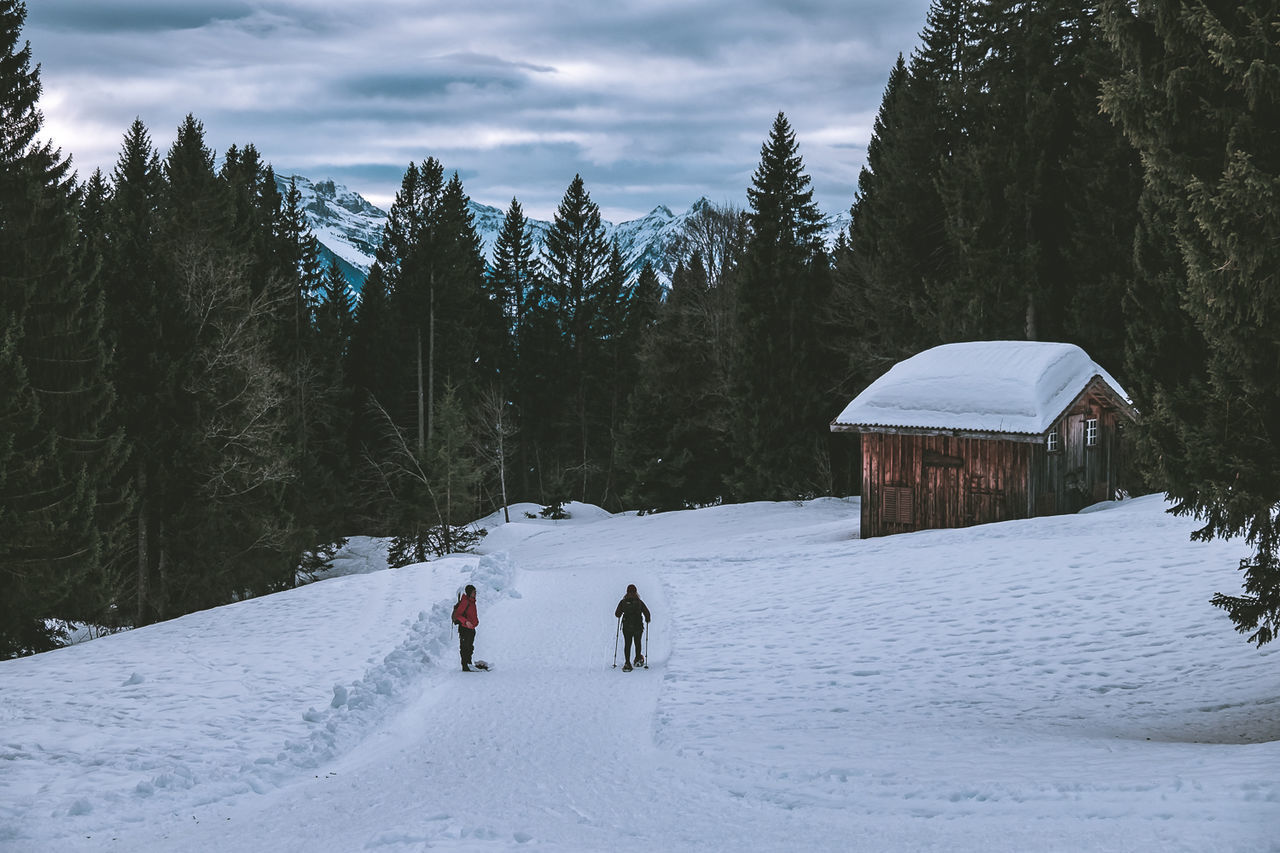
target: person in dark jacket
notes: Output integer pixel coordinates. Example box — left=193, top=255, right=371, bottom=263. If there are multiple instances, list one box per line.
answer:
left=614, top=583, right=651, bottom=671
left=452, top=585, right=479, bottom=671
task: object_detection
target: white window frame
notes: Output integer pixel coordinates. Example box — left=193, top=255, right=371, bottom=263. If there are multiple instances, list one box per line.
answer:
left=1046, top=427, right=1060, bottom=453
left=1085, top=418, right=1098, bottom=447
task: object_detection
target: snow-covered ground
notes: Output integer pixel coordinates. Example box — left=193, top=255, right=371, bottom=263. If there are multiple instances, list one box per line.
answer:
left=1, top=495, right=1276, bottom=852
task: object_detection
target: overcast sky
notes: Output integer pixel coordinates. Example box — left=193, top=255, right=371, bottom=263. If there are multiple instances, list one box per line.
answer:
left=25, top=1, right=933, bottom=222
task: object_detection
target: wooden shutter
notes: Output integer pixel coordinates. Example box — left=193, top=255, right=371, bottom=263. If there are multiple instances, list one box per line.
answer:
left=882, top=486, right=913, bottom=525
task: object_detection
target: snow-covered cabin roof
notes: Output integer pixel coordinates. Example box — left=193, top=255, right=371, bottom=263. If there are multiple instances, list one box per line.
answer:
left=831, top=341, right=1132, bottom=437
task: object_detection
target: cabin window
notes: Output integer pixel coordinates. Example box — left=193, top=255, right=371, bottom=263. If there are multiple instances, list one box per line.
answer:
left=882, top=486, right=914, bottom=525
left=1046, top=428, right=1060, bottom=453
left=1085, top=418, right=1098, bottom=447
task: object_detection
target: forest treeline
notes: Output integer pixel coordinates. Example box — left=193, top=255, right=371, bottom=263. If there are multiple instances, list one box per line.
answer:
left=3, top=0, right=1278, bottom=657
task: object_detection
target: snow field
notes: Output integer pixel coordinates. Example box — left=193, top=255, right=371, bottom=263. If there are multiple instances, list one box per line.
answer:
left=0, top=551, right=491, bottom=842
left=1, top=496, right=1277, bottom=852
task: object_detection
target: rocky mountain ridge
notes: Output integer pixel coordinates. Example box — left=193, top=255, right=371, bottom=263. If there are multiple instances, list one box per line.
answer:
left=275, top=174, right=847, bottom=293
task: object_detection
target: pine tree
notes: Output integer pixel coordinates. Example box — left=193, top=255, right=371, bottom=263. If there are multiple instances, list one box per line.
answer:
left=731, top=113, right=832, bottom=500
left=592, top=243, right=634, bottom=507
left=532, top=174, right=613, bottom=502
left=347, top=259, right=398, bottom=530
left=431, top=172, right=489, bottom=406
left=277, top=181, right=348, bottom=574
left=832, top=51, right=955, bottom=391
left=1101, top=0, right=1280, bottom=645
left=0, top=0, right=127, bottom=655
left=933, top=0, right=1139, bottom=353
left=487, top=197, right=537, bottom=390
left=145, top=117, right=295, bottom=616
left=384, top=159, right=443, bottom=450
left=621, top=253, right=731, bottom=512
left=488, top=198, right=538, bottom=500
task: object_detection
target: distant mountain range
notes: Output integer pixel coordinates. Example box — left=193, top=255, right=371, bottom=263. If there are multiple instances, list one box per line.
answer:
left=275, top=174, right=849, bottom=293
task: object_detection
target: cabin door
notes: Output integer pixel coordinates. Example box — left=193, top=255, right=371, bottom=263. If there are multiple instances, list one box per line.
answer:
left=1063, top=413, right=1087, bottom=512
left=966, top=470, right=1004, bottom=526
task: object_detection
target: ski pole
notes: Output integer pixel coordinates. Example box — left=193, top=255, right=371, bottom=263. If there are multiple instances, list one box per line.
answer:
left=612, top=616, right=621, bottom=668
left=643, top=620, right=650, bottom=669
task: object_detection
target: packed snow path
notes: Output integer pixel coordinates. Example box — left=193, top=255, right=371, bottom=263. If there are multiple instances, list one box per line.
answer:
left=2, top=497, right=1277, bottom=852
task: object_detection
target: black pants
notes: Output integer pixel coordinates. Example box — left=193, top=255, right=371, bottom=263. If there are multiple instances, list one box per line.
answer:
left=622, top=623, right=643, bottom=662
left=458, top=626, right=475, bottom=667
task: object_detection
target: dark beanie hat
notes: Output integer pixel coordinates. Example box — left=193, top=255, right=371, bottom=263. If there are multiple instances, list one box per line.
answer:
left=626, top=584, right=637, bottom=595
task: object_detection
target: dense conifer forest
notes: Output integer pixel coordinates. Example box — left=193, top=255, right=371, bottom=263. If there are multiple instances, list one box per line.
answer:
left=3, top=0, right=1278, bottom=657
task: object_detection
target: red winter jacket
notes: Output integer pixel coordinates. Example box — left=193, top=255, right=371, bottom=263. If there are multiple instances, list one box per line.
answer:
left=453, top=595, right=478, bottom=630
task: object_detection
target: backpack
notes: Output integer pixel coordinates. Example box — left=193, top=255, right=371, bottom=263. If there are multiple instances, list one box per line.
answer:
left=619, top=597, right=643, bottom=623
left=452, top=592, right=466, bottom=626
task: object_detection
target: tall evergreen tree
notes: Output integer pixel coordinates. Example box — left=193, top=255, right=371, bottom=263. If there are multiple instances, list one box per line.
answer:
left=832, top=52, right=953, bottom=391
left=98, top=117, right=168, bottom=626
left=1101, top=0, right=1280, bottom=645
left=487, top=197, right=537, bottom=386
left=621, top=253, right=730, bottom=512
left=935, top=0, right=1139, bottom=355
left=146, top=116, right=295, bottom=617
left=529, top=174, right=613, bottom=502
left=276, top=180, right=348, bottom=570
left=346, top=259, right=398, bottom=529
left=383, top=159, right=443, bottom=450
left=488, top=198, right=538, bottom=499
left=731, top=113, right=832, bottom=500
left=0, top=0, right=127, bottom=655
left=431, top=172, right=490, bottom=407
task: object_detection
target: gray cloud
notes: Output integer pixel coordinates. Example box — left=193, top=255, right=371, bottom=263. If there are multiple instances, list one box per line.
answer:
left=25, top=0, right=933, bottom=221
left=29, top=1, right=257, bottom=34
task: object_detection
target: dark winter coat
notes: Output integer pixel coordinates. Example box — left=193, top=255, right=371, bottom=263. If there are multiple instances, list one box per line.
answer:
left=615, top=595, right=650, bottom=630
left=453, top=595, right=478, bottom=630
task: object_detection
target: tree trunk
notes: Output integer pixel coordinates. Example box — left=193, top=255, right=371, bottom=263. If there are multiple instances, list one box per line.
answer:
left=417, top=325, right=425, bottom=454
left=156, top=533, right=169, bottom=622
left=428, top=281, right=436, bottom=443
left=135, top=463, right=148, bottom=626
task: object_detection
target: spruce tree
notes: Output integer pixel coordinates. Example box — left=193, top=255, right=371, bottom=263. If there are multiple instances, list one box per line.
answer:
left=621, top=253, right=730, bottom=512
left=0, top=0, right=127, bottom=655
left=832, top=51, right=955, bottom=390
left=731, top=113, right=832, bottom=500
left=1101, top=0, right=1280, bottom=645
left=383, top=159, right=443, bottom=449
left=148, top=117, right=295, bottom=616
left=488, top=198, right=538, bottom=500
left=99, top=118, right=170, bottom=625
left=431, top=172, right=489, bottom=406
left=489, top=197, right=538, bottom=360
left=933, top=0, right=1139, bottom=354
left=277, top=181, right=348, bottom=574
left=347, top=259, right=398, bottom=530
left=533, top=174, right=613, bottom=502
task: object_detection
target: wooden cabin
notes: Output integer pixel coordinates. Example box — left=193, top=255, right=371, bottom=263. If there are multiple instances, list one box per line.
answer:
left=830, top=341, right=1137, bottom=538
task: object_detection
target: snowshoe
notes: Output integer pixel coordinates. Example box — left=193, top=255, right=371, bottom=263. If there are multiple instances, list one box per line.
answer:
left=473, top=660, right=491, bottom=671
left=634, top=655, right=645, bottom=667
left=622, top=662, right=633, bottom=672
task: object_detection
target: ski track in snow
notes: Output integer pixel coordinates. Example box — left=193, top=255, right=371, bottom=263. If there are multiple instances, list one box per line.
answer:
left=1, top=497, right=1278, bottom=852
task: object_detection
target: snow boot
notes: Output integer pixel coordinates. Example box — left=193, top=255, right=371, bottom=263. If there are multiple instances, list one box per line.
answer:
left=622, top=662, right=633, bottom=672
left=634, top=655, right=645, bottom=667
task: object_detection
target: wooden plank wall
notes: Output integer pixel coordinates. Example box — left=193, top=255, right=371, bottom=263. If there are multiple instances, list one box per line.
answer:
left=856, top=378, right=1136, bottom=538
left=861, top=433, right=1032, bottom=538
left=1034, top=386, right=1129, bottom=515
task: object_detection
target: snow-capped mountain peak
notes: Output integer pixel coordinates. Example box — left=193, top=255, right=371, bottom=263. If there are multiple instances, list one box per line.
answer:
left=275, top=175, right=844, bottom=293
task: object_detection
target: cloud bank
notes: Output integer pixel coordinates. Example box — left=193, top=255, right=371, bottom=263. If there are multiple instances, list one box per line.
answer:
left=27, top=0, right=932, bottom=221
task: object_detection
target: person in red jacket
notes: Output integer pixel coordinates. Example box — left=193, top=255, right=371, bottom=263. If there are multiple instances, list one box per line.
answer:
left=614, top=584, right=651, bottom=671
left=452, top=585, right=479, bottom=671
